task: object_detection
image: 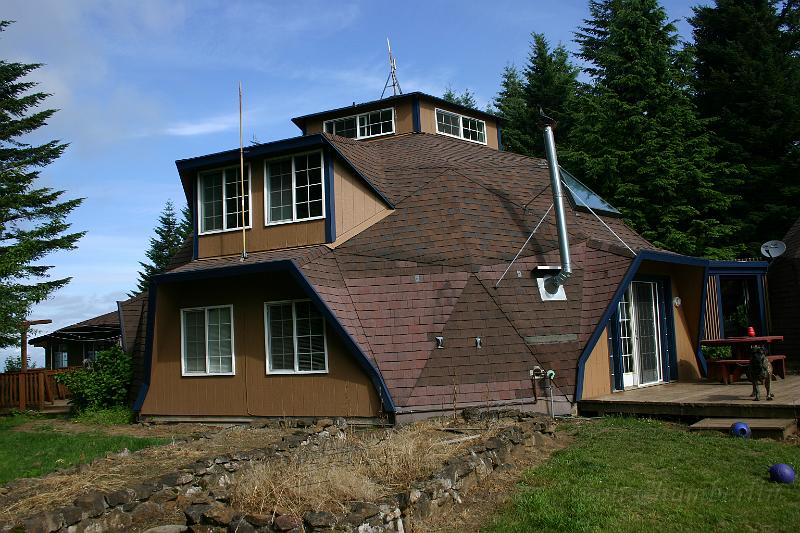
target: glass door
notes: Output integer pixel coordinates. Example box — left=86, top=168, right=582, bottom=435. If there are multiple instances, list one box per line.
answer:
left=617, top=281, right=663, bottom=388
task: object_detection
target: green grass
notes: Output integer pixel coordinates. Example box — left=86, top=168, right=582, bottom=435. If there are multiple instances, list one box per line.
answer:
left=0, top=413, right=166, bottom=484
left=485, top=417, right=800, bottom=532
left=73, top=406, right=135, bottom=425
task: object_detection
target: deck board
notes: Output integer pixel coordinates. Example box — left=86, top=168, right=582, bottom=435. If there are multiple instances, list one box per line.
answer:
left=579, top=375, right=800, bottom=419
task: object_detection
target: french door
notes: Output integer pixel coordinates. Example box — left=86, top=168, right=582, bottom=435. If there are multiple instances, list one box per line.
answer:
left=617, top=281, right=663, bottom=388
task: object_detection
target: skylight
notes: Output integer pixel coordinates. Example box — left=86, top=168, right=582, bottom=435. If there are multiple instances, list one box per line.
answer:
left=559, top=167, right=621, bottom=216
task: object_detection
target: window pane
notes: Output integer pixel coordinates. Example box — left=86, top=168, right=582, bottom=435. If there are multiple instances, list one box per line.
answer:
left=225, top=167, right=250, bottom=229
left=267, top=159, right=293, bottom=222
left=268, top=303, right=295, bottom=371
left=462, top=117, right=485, bottom=143
left=206, top=307, right=233, bottom=373
left=358, top=109, right=393, bottom=138
left=200, top=171, right=223, bottom=232
left=294, top=153, right=323, bottom=220
left=329, top=117, right=357, bottom=138
left=436, top=110, right=460, bottom=136
left=183, top=310, right=207, bottom=373
left=294, top=302, right=326, bottom=372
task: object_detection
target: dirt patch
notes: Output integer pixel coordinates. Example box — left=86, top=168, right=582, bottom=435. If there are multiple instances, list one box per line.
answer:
left=0, top=423, right=287, bottom=524
left=11, top=418, right=216, bottom=439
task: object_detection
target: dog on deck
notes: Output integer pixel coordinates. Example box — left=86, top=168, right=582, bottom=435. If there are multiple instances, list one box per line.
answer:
left=748, top=345, right=774, bottom=401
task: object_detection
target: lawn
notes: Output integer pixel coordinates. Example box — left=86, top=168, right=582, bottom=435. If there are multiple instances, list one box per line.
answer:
left=485, top=417, right=800, bottom=532
left=0, top=414, right=166, bottom=484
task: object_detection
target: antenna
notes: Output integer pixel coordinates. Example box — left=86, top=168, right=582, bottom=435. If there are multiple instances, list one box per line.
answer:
left=760, top=240, right=786, bottom=259
left=239, top=81, right=248, bottom=261
left=381, top=38, right=402, bottom=98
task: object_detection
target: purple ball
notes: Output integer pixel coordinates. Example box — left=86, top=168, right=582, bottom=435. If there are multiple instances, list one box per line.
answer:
left=730, top=421, right=751, bottom=438
left=769, top=464, right=795, bottom=484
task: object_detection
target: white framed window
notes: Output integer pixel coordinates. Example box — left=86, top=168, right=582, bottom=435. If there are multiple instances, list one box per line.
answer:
left=265, top=300, right=328, bottom=374
left=435, top=108, right=487, bottom=144
left=198, top=165, right=251, bottom=234
left=265, top=151, right=325, bottom=225
left=54, top=344, right=68, bottom=369
left=323, top=108, right=394, bottom=139
left=181, top=305, right=235, bottom=376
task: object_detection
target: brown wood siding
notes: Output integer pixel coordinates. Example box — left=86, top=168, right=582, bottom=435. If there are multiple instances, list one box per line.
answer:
left=140, top=273, right=381, bottom=417
left=638, top=261, right=704, bottom=380
left=418, top=99, right=500, bottom=150
left=304, top=100, right=413, bottom=137
left=581, top=327, right=612, bottom=399
left=333, top=159, right=389, bottom=240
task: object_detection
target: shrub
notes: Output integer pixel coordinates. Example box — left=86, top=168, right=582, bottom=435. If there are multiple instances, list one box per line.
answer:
left=703, top=345, right=732, bottom=360
left=54, top=346, right=132, bottom=411
left=3, top=355, right=38, bottom=373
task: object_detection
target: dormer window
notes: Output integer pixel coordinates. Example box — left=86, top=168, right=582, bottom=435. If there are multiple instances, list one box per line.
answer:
left=266, top=151, right=325, bottom=224
left=198, top=165, right=251, bottom=234
left=436, top=109, right=486, bottom=144
left=324, top=108, right=394, bottom=139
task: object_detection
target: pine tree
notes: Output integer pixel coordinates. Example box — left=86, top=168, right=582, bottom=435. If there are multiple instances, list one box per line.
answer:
left=523, top=33, right=581, bottom=157
left=0, top=21, right=84, bottom=348
left=442, top=86, right=478, bottom=109
left=568, top=0, right=741, bottom=258
left=691, top=0, right=800, bottom=252
left=492, top=65, right=535, bottom=155
left=133, top=200, right=192, bottom=294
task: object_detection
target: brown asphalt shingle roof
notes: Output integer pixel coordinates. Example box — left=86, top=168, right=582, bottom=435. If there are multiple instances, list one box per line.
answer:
left=158, top=132, right=657, bottom=411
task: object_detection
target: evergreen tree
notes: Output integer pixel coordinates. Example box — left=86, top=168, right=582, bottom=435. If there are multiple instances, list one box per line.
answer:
left=492, top=65, right=535, bottom=155
left=442, top=86, right=478, bottom=109
left=0, top=21, right=84, bottom=348
left=568, top=0, right=741, bottom=258
left=133, top=200, right=191, bottom=294
left=523, top=33, right=581, bottom=157
left=691, top=0, right=800, bottom=252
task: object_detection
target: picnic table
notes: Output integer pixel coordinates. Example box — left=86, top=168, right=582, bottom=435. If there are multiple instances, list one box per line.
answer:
left=701, top=336, right=785, bottom=384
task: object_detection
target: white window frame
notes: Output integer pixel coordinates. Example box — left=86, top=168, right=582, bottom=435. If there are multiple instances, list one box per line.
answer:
left=323, top=107, right=395, bottom=140
left=264, top=150, right=326, bottom=226
left=434, top=108, right=487, bottom=145
left=197, top=164, right=253, bottom=235
left=180, top=305, right=236, bottom=377
left=264, top=299, right=329, bottom=375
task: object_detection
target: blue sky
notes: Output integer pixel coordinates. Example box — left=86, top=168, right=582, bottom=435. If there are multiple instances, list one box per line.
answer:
left=2, top=0, right=698, bottom=367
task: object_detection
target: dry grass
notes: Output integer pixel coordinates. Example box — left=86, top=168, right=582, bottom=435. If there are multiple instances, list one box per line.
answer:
left=0, top=425, right=284, bottom=524
left=233, top=418, right=499, bottom=517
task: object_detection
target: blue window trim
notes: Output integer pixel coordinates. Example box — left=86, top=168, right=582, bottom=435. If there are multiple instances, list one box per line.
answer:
left=497, top=127, right=503, bottom=151
left=191, top=180, right=198, bottom=260
left=411, top=95, right=421, bottom=133
left=695, top=265, right=710, bottom=376
left=716, top=274, right=725, bottom=337
left=323, top=148, right=336, bottom=242
left=132, top=260, right=396, bottom=414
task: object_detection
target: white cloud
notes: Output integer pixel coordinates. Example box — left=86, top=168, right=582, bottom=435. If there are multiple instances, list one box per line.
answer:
left=162, top=113, right=240, bottom=137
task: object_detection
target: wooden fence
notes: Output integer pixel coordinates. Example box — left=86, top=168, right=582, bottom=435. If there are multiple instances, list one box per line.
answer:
left=0, top=368, right=73, bottom=411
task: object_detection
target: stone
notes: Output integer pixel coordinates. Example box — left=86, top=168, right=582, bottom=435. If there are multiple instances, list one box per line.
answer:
left=190, top=462, right=208, bottom=475
left=214, top=455, right=231, bottom=464
left=243, top=513, right=272, bottom=527
left=411, top=492, right=432, bottom=520
left=273, top=515, right=302, bottom=531
left=461, top=406, right=481, bottom=422
left=132, top=482, right=160, bottom=500
left=105, top=488, right=136, bottom=507
left=303, top=510, right=337, bottom=529
left=185, top=504, right=213, bottom=525
left=177, top=472, right=196, bottom=485
left=151, top=487, right=180, bottom=504
left=22, top=511, right=63, bottom=533
left=131, top=501, right=165, bottom=526
left=203, top=505, right=236, bottom=527
left=315, top=417, right=334, bottom=428
left=59, top=506, right=83, bottom=526
left=74, top=492, right=106, bottom=518
left=144, top=526, right=190, bottom=533
left=344, top=502, right=380, bottom=525
left=103, top=509, right=133, bottom=530
left=224, top=462, right=241, bottom=472
left=232, top=452, right=251, bottom=461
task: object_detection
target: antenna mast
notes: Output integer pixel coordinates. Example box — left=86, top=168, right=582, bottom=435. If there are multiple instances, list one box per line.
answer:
left=239, top=81, right=248, bottom=261
left=381, top=38, right=402, bottom=98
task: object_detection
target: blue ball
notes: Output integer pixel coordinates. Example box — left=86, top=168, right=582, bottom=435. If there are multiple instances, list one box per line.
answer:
left=730, top=421, right=751, bottom=438
left=769, top=464, right=795, bottom=484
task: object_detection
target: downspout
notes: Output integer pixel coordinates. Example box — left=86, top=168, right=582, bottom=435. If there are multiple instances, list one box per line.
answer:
left=541, top=115, right=572, bottom=294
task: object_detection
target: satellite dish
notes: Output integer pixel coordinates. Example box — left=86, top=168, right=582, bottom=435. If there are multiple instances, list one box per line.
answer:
left=760, top=240, right=786, bottom=259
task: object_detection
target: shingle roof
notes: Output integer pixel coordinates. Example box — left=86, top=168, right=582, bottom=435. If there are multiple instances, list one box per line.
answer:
left=159, top=131, right=658, bottom=411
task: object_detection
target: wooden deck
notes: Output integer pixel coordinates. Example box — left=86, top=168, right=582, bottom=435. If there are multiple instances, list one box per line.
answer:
left=579, top=375, right=800, bottom=420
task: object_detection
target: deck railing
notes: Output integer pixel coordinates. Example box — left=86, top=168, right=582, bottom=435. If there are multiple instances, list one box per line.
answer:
left=0, top=368, right=74, bottom=410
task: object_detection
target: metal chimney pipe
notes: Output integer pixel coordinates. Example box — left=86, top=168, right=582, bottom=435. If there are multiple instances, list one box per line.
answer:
left=542, top=122, right=572, bottom=293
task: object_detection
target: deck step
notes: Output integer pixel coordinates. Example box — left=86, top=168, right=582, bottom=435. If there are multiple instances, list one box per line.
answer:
left=689, top=418, right=797, bottom=439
